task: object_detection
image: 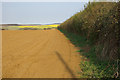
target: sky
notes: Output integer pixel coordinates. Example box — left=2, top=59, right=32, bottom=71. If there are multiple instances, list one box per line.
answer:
left=1, top=0, right=90, bottom=2
left=2, top=2, right=87, bottom=24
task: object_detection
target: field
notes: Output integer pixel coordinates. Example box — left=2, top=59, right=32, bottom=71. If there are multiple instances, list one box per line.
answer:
left=1, top=24, right=59, bottom=30
left=2, top=1, right=120, bottom=78
left=2, top=29, right=81, bottom=78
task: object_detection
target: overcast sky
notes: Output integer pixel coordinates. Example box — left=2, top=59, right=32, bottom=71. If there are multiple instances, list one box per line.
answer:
left=2, top=2, right=87, bottom=24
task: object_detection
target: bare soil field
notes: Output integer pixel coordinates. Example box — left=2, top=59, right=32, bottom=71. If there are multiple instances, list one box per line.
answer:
left=2, top=29, right=81, bottom=78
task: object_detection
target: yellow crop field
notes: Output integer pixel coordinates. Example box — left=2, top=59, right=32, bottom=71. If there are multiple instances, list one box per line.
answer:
left=47, top=24, right=59, bottom=27
left=18, top=26, right=40, bottom=28
left=6, top=24, right=59, bottom=30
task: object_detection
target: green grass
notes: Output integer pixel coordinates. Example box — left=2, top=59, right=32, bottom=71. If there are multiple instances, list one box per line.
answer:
left=2, top=26, right=20, bottom=30
left=58, top=28, right=87, bottom=47
left=79, top=47, right=116, bottom=78
left=58, top=28, right=117, bottom=78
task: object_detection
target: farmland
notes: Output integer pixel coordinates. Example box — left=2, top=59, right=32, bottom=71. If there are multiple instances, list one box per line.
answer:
left=1, top=24, right=59, bottom=30
left=2, top=1, right=120, bottom=78
left=2, top=29, right=81, bottom=78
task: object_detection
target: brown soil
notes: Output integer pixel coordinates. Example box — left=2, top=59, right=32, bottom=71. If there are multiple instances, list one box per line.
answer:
left=2, top=29, right=81, bottom=78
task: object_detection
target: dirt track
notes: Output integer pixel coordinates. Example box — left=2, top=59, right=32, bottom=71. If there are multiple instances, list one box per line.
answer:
left=2, top=29, right=81, bottom=78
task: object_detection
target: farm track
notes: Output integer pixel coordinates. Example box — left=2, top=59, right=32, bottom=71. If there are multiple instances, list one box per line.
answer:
left=2, top=29, right=81, bottom=78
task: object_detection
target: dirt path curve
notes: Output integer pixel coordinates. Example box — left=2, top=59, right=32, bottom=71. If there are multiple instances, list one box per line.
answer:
left=2, top=29, right=81, bottom=78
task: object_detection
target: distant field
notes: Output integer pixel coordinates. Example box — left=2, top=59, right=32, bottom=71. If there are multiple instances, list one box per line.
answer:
left=1, top=24, right=59, bottom=30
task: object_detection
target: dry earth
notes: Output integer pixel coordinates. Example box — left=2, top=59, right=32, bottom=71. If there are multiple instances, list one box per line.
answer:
left=2, top=29, right=82, bottom=78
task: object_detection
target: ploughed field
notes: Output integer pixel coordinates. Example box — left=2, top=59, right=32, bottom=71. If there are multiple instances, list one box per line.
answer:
left=2, top=29, right=81, bottom=78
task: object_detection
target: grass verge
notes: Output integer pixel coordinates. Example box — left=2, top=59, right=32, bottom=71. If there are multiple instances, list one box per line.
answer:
left=58, top=28, right=117, bottom=78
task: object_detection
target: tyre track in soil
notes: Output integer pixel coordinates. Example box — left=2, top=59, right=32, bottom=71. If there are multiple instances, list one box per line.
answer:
left=2, top=29, right=81, bottom=78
